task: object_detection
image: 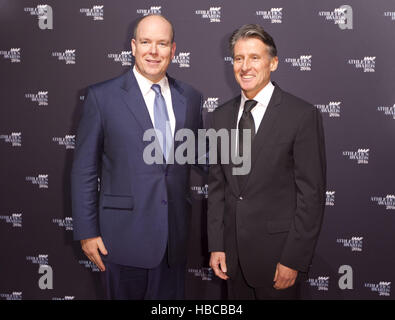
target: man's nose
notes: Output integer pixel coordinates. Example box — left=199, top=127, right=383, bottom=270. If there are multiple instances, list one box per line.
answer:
left=241, top=58, right=250, bottom=71
left=149, top=44, right=158, bottom=55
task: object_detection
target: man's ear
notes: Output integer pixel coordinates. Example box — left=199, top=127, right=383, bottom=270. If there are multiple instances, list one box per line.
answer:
left=270, top=56, right=279, bottom=72
left=171, top=42, right=176, bottom=59
left=131, top=39, right=136, bottom=56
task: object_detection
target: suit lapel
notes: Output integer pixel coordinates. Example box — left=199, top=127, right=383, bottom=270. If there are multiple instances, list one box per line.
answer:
left=168, top=75, right=187, bottom=152
left=120, top=70, right=154, bottom=133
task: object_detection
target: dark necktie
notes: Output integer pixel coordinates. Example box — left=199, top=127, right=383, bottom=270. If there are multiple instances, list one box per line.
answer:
left=151, top=84, right=171, bottom=162
left=238, top=99, right=257, bottom=157
left=237, top=99, right=257, bottom=189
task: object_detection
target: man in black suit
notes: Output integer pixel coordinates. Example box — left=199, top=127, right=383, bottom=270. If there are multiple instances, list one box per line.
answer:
left=207, top=24, right=326, bottom=299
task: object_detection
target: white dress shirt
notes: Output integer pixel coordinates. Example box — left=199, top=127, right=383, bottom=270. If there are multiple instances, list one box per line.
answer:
left=235, top=81, right=275, bottom=153
left=133, top=66, right=176, bottom=137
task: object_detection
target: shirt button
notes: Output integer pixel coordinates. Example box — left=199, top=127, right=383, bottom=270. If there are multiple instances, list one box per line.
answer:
left=239, top=196, right=243, bottom=201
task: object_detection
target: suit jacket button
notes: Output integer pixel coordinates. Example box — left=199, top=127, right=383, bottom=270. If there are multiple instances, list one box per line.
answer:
left=162, top=200, right=167, bottom=205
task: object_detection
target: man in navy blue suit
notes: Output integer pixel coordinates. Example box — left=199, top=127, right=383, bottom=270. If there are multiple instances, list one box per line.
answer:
left=71, top=14, right=203, bottom=299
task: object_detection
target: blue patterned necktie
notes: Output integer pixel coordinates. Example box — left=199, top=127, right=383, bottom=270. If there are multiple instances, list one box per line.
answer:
left=151, top=84, right=171, bottom=162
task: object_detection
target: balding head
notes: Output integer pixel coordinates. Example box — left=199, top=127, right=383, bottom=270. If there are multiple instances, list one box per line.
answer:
left=133, top=14, right=175, bottom=43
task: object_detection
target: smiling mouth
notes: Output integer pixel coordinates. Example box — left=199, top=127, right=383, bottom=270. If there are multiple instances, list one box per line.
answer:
left=240, top=74, right=255, bottom=80
left=146, top=59, right=161, bottom=64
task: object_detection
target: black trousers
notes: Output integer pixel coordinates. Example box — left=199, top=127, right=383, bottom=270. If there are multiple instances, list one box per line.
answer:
left=227, top=260, right=301, bottom=300
left=101, top=249, right=186, bottom=300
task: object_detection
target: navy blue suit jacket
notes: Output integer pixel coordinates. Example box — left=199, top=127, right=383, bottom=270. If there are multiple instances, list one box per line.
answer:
left=71, top=69, right=203, bottom=268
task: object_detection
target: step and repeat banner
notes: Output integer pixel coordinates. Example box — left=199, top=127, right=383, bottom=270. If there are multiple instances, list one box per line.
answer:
left=0, top=0, right=394, bottom=300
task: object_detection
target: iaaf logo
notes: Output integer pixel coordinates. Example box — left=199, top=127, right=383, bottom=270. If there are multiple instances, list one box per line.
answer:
left=337, top=237, right=363, bottom=252
left=384, top=11, right=395, bottom=21
left=0, top=132, right=22, bottom=147
left=80, top=5, right=104, bottom=21
left=108, top=51, right=132, bottom=66
left=307, top=276, right=329, bottom=291
left=0, top=292, right=22, bottom=300
left=188, top=267, right=214, bottom=281
left=365, top=282, right=391, bottom=297
left=284, top=55, right=312, bottom=71
left=52, top=296, right=75, bottom=300
left=315, top=102, right=341, bottom=117
left=191, top=184, right=208, bottom=199
left=0, top=213, right=22, bottom=228
left=371, top=195, right=395, bottom=210
left=26, top=174, right=49, bottom=189
left=52, top=217, right=73, bottom=231
left=0, top=48, right=21, bottom=63
left=203, top=97, right=219, bottom=112
left=326, top=191, right=335, bottom=206
left=343, top=148, right=369, bottom=164
left=24, top=4, right=53, bottom=30
left=195, top=7, right=221, bottom=23
left=79, top=260, right=100, bottom=272
left=26, top=254, right=49, bottom=265
left=377, top=104, right=395, bottom=120
left=348, top=57, right=376, bottom=72
left=256, top=8, right=283, bottom=23
left=52, top=135, right=75, bottom=149
left=52, top=50, right=76, bottom=64
left=136, top=6, right=161, bottom=16
left=172, top=52, right=190, bottom=68
left=25, top=91, right=48, bottom=106
left=318, top=5, right=353, bottom=30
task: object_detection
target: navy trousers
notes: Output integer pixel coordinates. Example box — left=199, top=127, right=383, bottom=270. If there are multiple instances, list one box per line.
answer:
left=101, top=250, right=186, bottom=300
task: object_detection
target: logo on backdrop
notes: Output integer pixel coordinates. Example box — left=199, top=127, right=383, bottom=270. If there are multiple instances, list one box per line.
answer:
left=52, top=296, right=75, bottom=300
left=52, top=50, right=76, bottom=65
left=0, top=132, right=22, bottom=147
left=188, top=267, right=214, bottom=281
left=52, top=135, right=75, bottom=149
left=26, top=174, right=49, bottom=189
left=365, top=282, right=391, bottom=297
left=284, top=55, right=312, bottom=71
left=79, top=260, right=100, bottom=272
left=0, top=292, right=22, bottom=300
left=26, top=254, right=49, bottom=265
left=0, top=48, right=21, bottom=63
left=24, top=5, right=53, bottom=30
left=348, top=57, right=376, bottom=72
left=315, top=102, right=341, bottom=117
left=326, top=191, right=335, bottom=206
left=203, top=98, right=219, bottom=112
left=371, top=195, right=395, bottom=210
left=337, top=237, right=363, bottom=252
left=343, top=148, right=369, bottom=164
left=0, top=213, right=22, bottom=228
left=224, top=56, right=233, bottom=65
left=136, top=6, right=161, bottom=16
left=195, top=7, right=221, bottom=23
left=256, top=8, right=283, bottom=23
left=191, top=184, right=208, bottom=199
left=377, top=104, right=395, bottom=120
left=172, top=52, right=190, bottom=68
left=53, top=217, right=73, bottom=231
left=318, top=5, right=353, bottom=30
left=107, top=51, right=132, bottom=66
left=80, top=5, right=104, bottom=21
left=307, top=276, right=330, bottom=291
left=25, top=91, right=48, bottom=106
left=384, top=11, right=395, bottom=21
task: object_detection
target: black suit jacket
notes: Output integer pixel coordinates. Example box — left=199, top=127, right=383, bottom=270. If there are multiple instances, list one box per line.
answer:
left=207, top=83, right=326, bottom=287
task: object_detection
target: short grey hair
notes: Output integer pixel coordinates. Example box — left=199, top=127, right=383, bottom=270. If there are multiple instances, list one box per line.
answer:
left=133, top=14, right=175, bottom=43
left=229, top=24, right=277, bottom=58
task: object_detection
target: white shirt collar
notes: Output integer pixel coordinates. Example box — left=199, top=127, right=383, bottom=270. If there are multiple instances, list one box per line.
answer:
left=133, top=66, right=169, bottom=96
left=240, top=81, right=275, bottom=109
